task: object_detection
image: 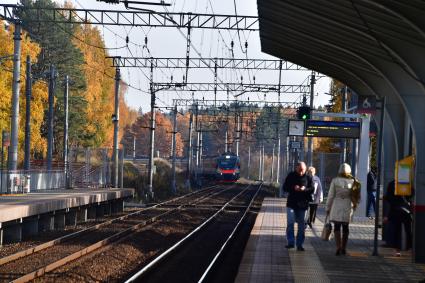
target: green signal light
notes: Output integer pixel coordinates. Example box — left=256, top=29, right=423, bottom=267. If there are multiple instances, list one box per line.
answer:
left=302, top=114, right=307, bottom=119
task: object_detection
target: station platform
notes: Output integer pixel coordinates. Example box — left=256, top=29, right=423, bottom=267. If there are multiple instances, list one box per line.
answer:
left=236, top=198, right=425, bottom=283
left=0, top=188, right=134, bottom=244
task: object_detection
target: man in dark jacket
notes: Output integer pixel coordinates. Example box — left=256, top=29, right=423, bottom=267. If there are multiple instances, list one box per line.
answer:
left=366, top=168, right=377, bottom=218
left=282, top=161, right=313, bottom=251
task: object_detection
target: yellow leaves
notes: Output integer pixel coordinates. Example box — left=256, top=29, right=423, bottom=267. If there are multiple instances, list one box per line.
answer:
left=73, top=25, right=115, bottom=147
left=0, top=24, right=47, bottom=161
left=0, top=20, right=137, bottom=165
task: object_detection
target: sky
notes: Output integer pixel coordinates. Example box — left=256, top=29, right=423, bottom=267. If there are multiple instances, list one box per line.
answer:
left=2, top=0, right=332, bottom=112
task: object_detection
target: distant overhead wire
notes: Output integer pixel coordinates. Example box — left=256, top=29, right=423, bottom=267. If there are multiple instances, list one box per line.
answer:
left=232, top=0, right=247, bottom=54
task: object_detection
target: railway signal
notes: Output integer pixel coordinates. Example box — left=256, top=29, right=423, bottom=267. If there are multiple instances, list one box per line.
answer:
left=297, top=106, right=311, bottom=120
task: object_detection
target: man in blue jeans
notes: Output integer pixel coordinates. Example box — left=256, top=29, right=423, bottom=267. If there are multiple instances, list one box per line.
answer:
left=282, top=161, right=313, bottom=251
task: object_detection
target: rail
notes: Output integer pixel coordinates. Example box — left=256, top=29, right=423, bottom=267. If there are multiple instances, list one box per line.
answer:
left=125, top=183, right=256, bottom=282
left=198, top=183, right=263, bottom=282
left=0, top=184, right=220, bottom=266
left=3, top=184, right=231, bottom=282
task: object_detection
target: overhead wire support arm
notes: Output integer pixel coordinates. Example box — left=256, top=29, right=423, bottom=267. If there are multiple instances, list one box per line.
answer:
left=96, top=1, right=171, bottom=6
left=184, top=20, right=191, bottom=84
left=107, top=56, right=307, bottom=70
left=172, top=99, right=298, bottom=108
left=152, top=82, right=310, bottom=94
left=0, top=4, right=258, bottom=30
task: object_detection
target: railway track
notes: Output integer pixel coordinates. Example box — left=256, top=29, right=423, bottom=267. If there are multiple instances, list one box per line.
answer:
left=0, top=184, right=233, bottom=283
left=22, top=183, right=258, bottom=282
left=126, top=183, right=263, bottom=283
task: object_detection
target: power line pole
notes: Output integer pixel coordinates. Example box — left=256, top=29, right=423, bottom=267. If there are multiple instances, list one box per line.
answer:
left=47, top=65, right=57, bottom=171
left=214, top=60, right=217, bottom=108
left=271, top=143, right=275, bottom=182
left=342, top=86, right=348, bottom=162
left=224, top=130, right=228, bottom=152
left=112, top=67, right=120, bottom=188
left=276, top=134, right=281, bottom=183
left=8, top=22, right=22, bottom=171
left=236, top=113, right=241, bottom=156
left=247, top=145, right=251, bottom=179
left=186, top=111, right=193, bottom=188
left=133, top=136, right=136, bottom=160
left=63, top=75, right=69, bottom=189
left=276, top=61, right=282, bottom=184
left=258, top=148, right=262, bottom=181
left=171, top=105, right=177, bottom=194
left=261, top=144, right=265, bottom=181
left=24, top=56, right=32, bottom=171
left=307, top=72, right=315, bottom=166
left=148, top=60, right=155, bottom=198
left=119, top=147, right=124, bottom=189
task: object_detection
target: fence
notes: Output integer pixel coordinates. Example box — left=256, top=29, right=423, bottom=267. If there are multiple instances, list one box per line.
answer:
left=68, top=148, right=112, bottom=188
left=0, top=170, right=65, bottom=193
left=0, top=147, right=121, bottom=194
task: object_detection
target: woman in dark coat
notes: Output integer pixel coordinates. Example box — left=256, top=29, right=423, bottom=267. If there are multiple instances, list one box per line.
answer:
left=383, top=180, right=412, bottom=256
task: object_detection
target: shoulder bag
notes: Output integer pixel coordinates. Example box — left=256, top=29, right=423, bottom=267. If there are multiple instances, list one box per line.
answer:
left=321, top=215, right=332, bottom=241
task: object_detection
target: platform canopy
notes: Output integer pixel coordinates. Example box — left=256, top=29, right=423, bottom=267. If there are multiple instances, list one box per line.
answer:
left=256, top=0, right=425, bottom=262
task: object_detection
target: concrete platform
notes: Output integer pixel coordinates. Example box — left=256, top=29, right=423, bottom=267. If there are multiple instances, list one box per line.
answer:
left=235, top=198, right=425, bottom=283
left=0, top=188, right=134, bottom=244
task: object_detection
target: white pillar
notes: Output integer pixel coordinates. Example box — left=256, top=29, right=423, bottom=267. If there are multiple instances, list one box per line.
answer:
left=355, top=115, right=370, bottom=217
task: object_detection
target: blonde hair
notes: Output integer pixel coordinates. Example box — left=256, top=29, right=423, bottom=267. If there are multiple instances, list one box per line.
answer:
left=338, top=163, right=352, bottom=175
left=308, top=166, right=316, bottom=175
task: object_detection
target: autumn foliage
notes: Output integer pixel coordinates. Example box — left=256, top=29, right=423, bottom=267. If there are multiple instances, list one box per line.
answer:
left=0, top=16, right=137, bottom=166
left=0, top=25, right=48, bottom=161
left=121, top=111, right=183, bottom=158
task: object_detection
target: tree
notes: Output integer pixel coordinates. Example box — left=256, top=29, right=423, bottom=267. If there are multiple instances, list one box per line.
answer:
left=0, top=24, right=48, bottom=162
left=121, top=111, right=183, bottom=158
left=19, top=0, right=89, bottom=155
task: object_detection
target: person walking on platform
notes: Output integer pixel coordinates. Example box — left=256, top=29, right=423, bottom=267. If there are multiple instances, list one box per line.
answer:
left=326, top=163, right=361, bottom=256
left=282, top=161, right=313, bottom=251
left=307, top=166, right=323, bottom=228
left=383, top=180, right=412, bottom=257
left=366, top=168, right=377, bottom=218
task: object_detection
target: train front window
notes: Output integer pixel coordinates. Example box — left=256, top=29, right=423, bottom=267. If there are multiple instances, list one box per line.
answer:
left=217, top=158, right=237, bottom=169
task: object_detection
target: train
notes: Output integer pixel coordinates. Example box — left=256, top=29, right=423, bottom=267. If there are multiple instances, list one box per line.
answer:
left=215, top=152, right=240, bottom=182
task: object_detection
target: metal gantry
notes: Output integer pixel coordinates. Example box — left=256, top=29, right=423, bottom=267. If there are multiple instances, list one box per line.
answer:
left=108, top=57, right=307, bottom=70
left=0, top=4, right=259, bottom=30
left=153, top=82, right=310, bottom=94
left=0, top=2, right=317, bottom=193
left=173, top=99, right=300, bottom=109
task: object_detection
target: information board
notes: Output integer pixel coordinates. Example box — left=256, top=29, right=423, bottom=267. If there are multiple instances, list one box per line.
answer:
left=305, top=120, right=361, bottom=138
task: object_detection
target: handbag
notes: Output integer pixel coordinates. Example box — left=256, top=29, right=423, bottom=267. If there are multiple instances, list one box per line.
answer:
left=321, top=215, right=332, bottom=241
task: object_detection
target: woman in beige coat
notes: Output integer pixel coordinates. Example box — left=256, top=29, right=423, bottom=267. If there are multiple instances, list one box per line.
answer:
left=326, top=163, right=361, bottom=255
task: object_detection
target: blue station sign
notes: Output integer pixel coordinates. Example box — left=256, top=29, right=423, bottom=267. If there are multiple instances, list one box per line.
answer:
left=305, top=120, right=361, bottom=138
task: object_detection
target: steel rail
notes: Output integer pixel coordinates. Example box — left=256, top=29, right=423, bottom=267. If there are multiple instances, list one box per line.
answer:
left=0, top=184, right=219, bottom=266
left=125, top=183, right=255, bottom=282
left=9, top=185, right=235, bottom=283
left=198, top=183, right=263, bottom=282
